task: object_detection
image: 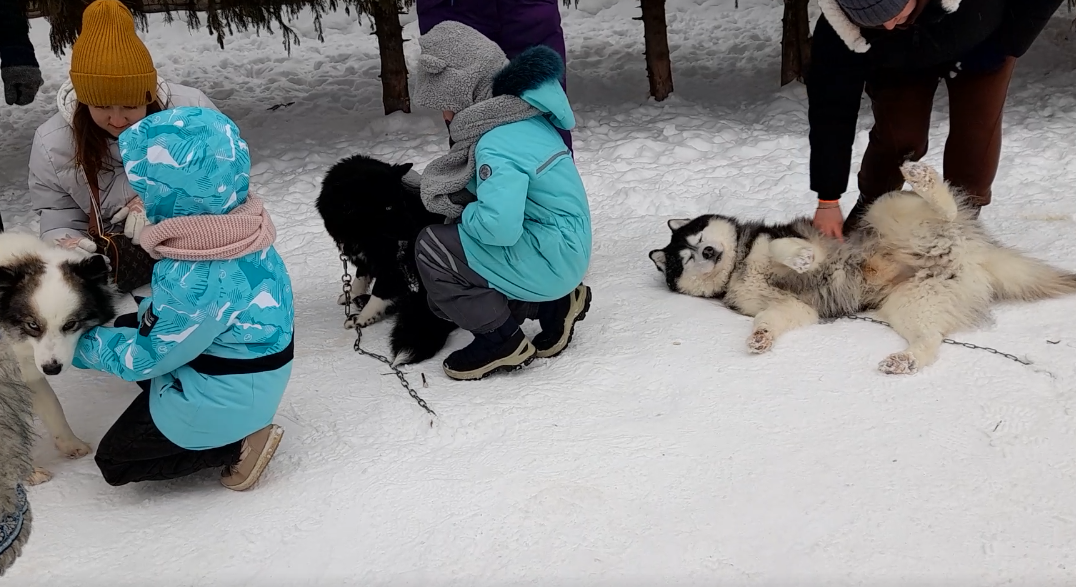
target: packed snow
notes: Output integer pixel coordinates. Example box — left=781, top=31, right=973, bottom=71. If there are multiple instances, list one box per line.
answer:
left=2, top=0, right=1076, bottom=584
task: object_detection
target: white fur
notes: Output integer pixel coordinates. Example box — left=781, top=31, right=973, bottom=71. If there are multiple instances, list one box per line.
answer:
left=0, top=232, right=118, bottom=485
left=343, top=295, right=394, bottom=330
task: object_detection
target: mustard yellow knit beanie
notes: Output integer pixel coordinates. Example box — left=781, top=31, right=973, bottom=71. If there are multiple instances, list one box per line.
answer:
left=69, top=0, right=157, bottom=107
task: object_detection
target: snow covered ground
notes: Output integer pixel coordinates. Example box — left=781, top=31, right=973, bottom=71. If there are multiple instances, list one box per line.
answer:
left=3, top=0, right=1076, bottom=584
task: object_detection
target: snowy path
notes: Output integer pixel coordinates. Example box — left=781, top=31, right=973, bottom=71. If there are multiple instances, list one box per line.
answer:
left=2, top=1, right=1076, bottom=584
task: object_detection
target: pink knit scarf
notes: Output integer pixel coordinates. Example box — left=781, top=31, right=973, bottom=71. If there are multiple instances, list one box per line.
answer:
left=139, top=193, right=277, bottom=261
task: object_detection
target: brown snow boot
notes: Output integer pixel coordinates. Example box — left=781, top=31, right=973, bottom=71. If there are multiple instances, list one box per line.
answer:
left=221, top=424, right=284, bottom=491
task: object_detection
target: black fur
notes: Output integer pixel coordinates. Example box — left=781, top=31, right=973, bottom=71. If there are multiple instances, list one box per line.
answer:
left=492, top=45, right=564, bottom=98
left=315, top=153, right=457, bottom=365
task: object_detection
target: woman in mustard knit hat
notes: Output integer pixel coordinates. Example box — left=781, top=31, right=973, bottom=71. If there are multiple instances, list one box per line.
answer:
left=27, top=0, right=218, bottom=293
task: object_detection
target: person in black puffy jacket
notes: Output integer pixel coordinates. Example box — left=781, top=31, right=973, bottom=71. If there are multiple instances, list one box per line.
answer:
left=806, top=0, right=1064, bottom=239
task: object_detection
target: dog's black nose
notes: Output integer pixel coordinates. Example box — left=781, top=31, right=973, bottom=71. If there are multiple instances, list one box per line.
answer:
left=702, top=246, right=718, bottom=261
left=41, top=361, right=63, bottom=376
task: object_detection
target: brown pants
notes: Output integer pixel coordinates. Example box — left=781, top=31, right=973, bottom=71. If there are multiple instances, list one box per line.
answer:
left=857, top=57, right=1017, bottom=210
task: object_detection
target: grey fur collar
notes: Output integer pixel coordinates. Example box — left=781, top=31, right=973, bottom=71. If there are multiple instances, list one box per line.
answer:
left=817, top=0, right=963, bottom=53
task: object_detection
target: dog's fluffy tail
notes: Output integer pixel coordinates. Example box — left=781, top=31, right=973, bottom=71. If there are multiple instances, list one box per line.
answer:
left=390, top=293, right=457, bottom=367
left=983, top=247, right=1076, bottom=302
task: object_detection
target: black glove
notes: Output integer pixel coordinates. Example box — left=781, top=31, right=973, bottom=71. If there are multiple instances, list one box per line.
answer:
left=1, top=64, right=43, bottom=106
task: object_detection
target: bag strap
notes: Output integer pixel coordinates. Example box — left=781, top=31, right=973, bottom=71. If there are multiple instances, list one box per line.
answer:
left=85, top=175, right=105, bottom=238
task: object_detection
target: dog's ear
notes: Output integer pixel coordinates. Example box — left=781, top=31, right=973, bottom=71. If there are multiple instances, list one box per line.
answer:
left=649, top=250, right=667, bottom=273
left=71, top=255, right=111, bottom=284
left=667, top=218, right=691, bottom=231
left=394, top=162, right=414, bottom=177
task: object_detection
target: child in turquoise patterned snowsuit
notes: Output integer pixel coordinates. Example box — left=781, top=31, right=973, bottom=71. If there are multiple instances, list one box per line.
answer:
left=73, top=106, right=294, bottom=491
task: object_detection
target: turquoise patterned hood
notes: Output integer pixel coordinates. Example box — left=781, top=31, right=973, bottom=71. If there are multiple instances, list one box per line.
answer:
left=118, top=106, right=251, bottom=223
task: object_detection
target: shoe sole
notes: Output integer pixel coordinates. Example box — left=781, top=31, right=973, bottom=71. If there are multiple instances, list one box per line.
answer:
left=221, top=425, right=284, bottom=492
left=535, top=285, right=593, bottom=359
left=443, top=338, right=538, bottom=381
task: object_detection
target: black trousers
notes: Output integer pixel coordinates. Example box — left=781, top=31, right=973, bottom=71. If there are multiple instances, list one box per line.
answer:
left=94, top=313, right=240, bottom=486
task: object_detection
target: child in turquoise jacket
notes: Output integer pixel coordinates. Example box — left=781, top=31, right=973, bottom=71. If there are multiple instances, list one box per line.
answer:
left=73, top=106, right=294, bottom=491
left=412, top=21, right=593, bottom=381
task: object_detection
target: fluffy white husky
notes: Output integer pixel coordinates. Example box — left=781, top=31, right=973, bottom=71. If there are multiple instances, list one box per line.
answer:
left=0, top=232, right=120, bottom=484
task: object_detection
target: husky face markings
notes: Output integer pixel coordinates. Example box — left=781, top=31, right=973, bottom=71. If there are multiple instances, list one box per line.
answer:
left=649, top=216, right=738, bottom=298
left=0, top=232, right=120, bottom=484
left=0, top=254, right=112, bottom=375
left=648, top=161, right=1076, bottom=374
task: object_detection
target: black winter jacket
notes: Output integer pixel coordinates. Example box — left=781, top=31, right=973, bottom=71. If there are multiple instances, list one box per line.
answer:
left=806, top=0, right=1064, bottom=200
left=0, top=0, right=37, bottom=69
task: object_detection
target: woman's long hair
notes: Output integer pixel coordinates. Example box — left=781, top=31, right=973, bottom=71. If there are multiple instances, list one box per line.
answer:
left=72, top=100, right=161, bottom=189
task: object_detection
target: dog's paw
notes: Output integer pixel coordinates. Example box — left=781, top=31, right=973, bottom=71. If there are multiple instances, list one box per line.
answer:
left=54, top=435, right=92, bottom=459
left=27, top=467, right=53, bottom=486
left=900, top=161, right=939, bottom=192
left=878, top=351, right=919, bottom=375
left=786, top=246, right=815, bottom=274
left=336, top=292, right=349, bottom=306
left=338, top=293, right=371, bottom=310
left=747, top=328, right=774, bottom=354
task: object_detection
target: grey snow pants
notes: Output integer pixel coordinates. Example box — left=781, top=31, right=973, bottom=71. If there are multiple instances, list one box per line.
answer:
left=415, top=223, right=537, bottom=333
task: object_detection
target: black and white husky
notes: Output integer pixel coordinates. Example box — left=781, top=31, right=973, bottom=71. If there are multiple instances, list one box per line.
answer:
left=0, top=232, right=120, bottom=484
left=649, top=161, right=1076, bottom=374
left=315, top=153, right=458, bottom=366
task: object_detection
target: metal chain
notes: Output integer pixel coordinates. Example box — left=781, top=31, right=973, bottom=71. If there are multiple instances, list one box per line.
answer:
left=839, top=315, right=1032, bottom=366
left=340, top=254, right=436, bottom=416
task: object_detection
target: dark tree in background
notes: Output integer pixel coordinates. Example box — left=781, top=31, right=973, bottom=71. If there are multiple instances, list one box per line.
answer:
left=362, top=0, right=411, bottom=114
left=781, top=0, right=811, bottom=85
left=638, top=0, right=674, bottom=101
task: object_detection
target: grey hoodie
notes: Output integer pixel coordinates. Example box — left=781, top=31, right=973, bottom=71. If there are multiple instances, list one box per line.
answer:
left=28, top=79, right=217, bottom=243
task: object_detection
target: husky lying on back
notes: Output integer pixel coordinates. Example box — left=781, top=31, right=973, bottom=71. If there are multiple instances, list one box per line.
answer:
left=0, top=232, right=120, bottom=484
left=649, top=161, right=1076, bottom=374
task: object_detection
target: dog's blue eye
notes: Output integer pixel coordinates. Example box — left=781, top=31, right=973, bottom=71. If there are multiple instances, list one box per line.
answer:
left=25, top=321, right=40, bottom=332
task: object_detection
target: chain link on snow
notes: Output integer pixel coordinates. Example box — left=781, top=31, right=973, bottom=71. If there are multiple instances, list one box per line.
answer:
left=839, top=315, right=1033, bottom=367
left=341, top=254, right=436, bottom=416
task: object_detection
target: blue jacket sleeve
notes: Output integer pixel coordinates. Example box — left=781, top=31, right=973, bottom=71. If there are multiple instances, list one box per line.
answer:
left=72, top=271, right=228, bottom=381
left=459, top=146, right=531, bottom=248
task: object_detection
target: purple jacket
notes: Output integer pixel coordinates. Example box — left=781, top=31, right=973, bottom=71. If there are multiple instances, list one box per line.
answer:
left=416, top=0, right=573, bottom=151
left=416, top=0, right=566, bottom=64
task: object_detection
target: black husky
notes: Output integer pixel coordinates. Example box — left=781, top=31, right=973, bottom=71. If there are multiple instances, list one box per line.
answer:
left=315, top=153, right=457, bottom=365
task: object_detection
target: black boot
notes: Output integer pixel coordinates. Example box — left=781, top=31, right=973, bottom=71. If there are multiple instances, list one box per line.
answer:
left=532, top=284, right=592, bottom=359
left=443, top=317, right=536, bottom=381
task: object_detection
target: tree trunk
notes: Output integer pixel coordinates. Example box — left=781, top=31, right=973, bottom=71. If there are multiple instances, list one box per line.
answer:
left=639, top=0, right=673, bottom=101
left=780, top=0, right=812, bottom=86
left=370, top=0, right=411, bottom=114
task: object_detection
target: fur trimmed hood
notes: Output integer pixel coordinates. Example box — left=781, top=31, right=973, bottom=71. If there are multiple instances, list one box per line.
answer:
left=492, top=45, right=564, bottom=98
left=818, top=0, right=963, bottom=53
left=494, top=46, right=574, bottom=131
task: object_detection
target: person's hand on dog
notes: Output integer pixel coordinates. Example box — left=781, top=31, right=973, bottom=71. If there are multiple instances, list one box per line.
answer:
left=813, top=202, right=844, bottom=242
